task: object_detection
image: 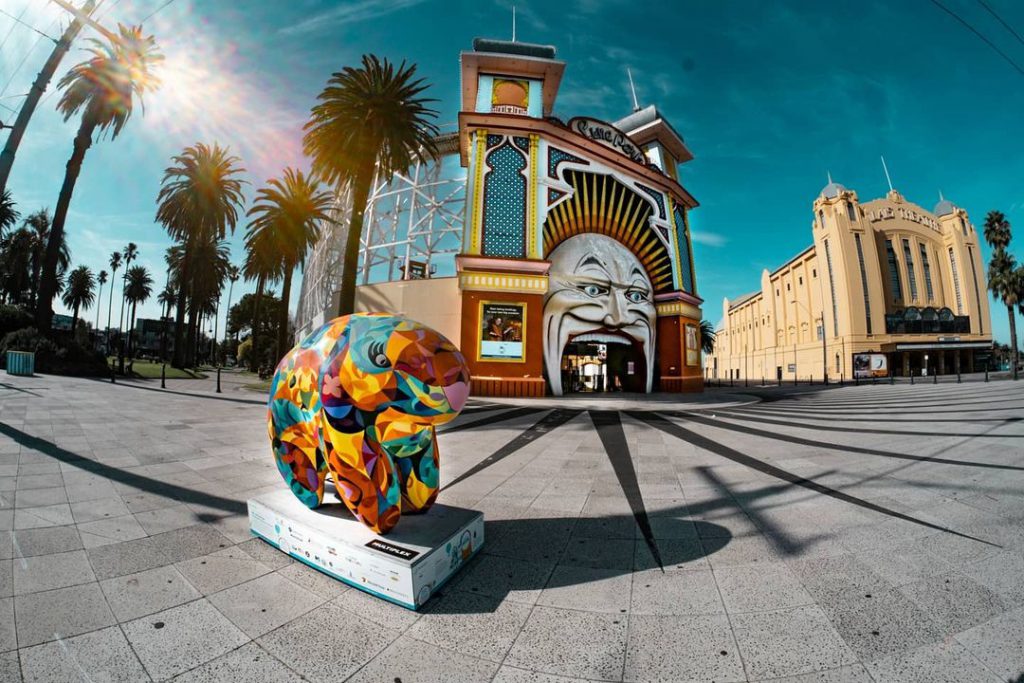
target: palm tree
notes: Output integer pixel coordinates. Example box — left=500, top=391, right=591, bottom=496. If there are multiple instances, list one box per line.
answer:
left=155, top=142, right=246, bottom=368
left=0, top=189, right=18, bottom=236
left=984, top=210, right=1021, bottom=380
left=36, top=24, right=162, bottom=332
left=23, top=210, right=69, bottom=308
left=95, top=269, right=108, bottom=332
left=303, top=55, right=439, bottom=316
left=988, top=248, right=1022, bottom=380
left=221, top=263, right=240, bottom=361
left=700, top=320, right=717, bottom=355
left=0, top=228, right=34, bottom=304
left=242, top=226, right=282, bottom=372
left=105, top=251, right=121, bottom=353
left=123, top=265, right=153, bottom=358
left=61, top=265, right=95, bottom=334
left=117, top=242, right=138, bottom=371
left=245, top=168, right=332, bottom=360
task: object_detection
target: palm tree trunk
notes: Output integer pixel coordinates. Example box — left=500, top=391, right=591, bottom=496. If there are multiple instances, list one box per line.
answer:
left=1010, top=304, right=1019, bottom=381
left=277, top=266, right=293, bottom=363
left=129, top=301, right=138, bottom=360
left=95, top=281, right=103, bottom=335
left=71, top=302, right=79, bottom=336
left=36, top=118, right=95, bottom=333
left=117, top=272, right=128, bottom=373
left=251, top=275, right=264, bottom=373
left=337, top=167, right=374, bottom=316
left=172, top=253, right=190, bottom=368
left=105, top=270, right=116, bottom=354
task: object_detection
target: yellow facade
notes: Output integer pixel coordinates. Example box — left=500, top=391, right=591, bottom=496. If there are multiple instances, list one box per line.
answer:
left=707, top=184, right=992, bottom=382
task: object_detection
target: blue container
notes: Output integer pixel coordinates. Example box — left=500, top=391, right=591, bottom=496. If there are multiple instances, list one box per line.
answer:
left=5, top=350, right=34, bottom=376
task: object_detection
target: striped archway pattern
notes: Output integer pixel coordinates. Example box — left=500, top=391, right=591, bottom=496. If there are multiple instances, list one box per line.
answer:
left=543, top=169, right=674, bottom=293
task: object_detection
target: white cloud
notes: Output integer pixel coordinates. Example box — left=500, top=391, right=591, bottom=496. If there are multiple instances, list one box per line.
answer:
left=691, top=230, right=726, bottom=247
left=279, top=0, right=427, bottom=36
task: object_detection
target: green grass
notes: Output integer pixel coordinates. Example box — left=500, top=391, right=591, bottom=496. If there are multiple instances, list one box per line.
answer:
left=106, top=357, right=207, bottom=379
left=243, top=378, right=273, bottom=393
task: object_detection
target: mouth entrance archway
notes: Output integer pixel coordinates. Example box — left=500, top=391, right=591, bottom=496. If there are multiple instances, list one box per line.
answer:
left=560, top=337, right=646, bottom=393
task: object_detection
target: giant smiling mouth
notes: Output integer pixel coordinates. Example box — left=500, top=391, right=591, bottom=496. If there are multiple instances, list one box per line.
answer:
left=568, top=328, right=641, bottom=347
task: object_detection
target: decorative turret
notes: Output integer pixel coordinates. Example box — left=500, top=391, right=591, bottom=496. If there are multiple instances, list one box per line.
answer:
left=614, top=105, right=693, bottom=179
left=460, top=38, right=565, bottom=118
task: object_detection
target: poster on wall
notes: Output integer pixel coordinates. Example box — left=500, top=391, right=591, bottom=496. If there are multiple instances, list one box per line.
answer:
left=685, top=323, right=699, bottom=366
left=853, top=353, right=888, bottom=378
left=479, top=302, right=525, bottom=361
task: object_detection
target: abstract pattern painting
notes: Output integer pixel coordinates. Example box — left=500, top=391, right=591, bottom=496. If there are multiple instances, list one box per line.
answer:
left=268, top=313, right=470, bottom=534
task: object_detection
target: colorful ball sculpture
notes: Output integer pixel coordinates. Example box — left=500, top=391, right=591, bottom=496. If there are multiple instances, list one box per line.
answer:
left=267, top=313, right=471, bottom=534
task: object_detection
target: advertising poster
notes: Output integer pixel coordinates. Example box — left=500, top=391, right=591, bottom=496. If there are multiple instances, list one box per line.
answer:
left=685, top=323, right=699, bottom=366
left=479, top=302, right=525, bottom=361
left=853, top=353, right=888, bottom=378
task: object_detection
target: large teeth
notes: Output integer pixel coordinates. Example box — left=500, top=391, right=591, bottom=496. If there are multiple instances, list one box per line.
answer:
left=571, top=333, right=631, bottom=345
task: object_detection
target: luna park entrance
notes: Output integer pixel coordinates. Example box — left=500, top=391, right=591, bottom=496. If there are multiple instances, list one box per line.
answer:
left=560, top=341, right=646, bottom=393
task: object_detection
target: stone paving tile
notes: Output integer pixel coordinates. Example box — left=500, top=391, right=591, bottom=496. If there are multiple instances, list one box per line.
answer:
left=100, top=565, right=202, bottom=622
left=170, top=641, right=301, bottom=682
left=87, top=536, right=172, bottom=580
left=208, top=572, right=325, bottom=638
left=957, top=550, right=1024, bottom=605
left=346, top=633, right=501, bottom=683
left=897, top=573, right=1007, bottom=633
left=624, top=613, right=744, bottom=682
left=18, top=624, right=150, bottom=683
left=14, top=487, right=67, bottom=508
left=449, top=553, right=554, bottom=605
left=122, top=598, right=250, bottom=682
left=786, top=553, right=893, bottom=604
left=275, top=560, right=351, bottom=599
left=0, top=597, right=15, bottom=652
left=731, top=605, right=859, bottom=680
left=10, top=526, right=82, bottom=557
left=491, top=666, right=587, bottom=683
left=13, top=583, right=116, bottom=648
left=537, top=565, right=633, bottom=614
left=257, top=602, right=393, bottom=681
left=332, top=583, right=421, bottom=630
left=12, top=548, right=95, bottom=595
left=818, top=586, right=946, bottom=660
left=0, top=651, right=19, bottom=681
left=715, top=562, right=815, bottom=613
left=754, top=664, right=874, bottom=682
left=409, top=590, right=533, bottom=663
left=630, top=567, right=724, bottom=616
left=13, top=504, right=73, bottom=530
left=953, top=605, right=1024, bottom=680
left=236, top=537, right=294, bottom=570
left=77, top=513, right=149, bottom=547
left=147, top=524, right=234, bottom=564
left=175, top=546, right=272, bottom=595
left=864, top=640, right=1001, bottom=683
left=135, top=505, right=203, bottom=535
left=505, top=606, right=628, bottom=680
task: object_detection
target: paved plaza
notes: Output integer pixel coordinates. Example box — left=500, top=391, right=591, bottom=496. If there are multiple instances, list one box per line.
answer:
left=0, top=373, right=1022, bottom=682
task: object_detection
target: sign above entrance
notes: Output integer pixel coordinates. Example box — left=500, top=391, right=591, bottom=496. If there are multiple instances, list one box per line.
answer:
left=567, top=116, right=646, bottom=165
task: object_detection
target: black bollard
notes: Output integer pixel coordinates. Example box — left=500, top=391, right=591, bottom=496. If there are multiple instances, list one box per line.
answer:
left=933, top=370, right=937, bottom=385
left=161, top=363, right=166, bottom=389
left=911, top=369, right=914, bottom=385
left=110, top=362, right=116, bottom=384
left=216, top=367, right=222, bottom=394
left=890, top=372, right=894, bottom=385
left=957, top=368, right=961, bottom=383
left=985, top=366, right=989, bottom=382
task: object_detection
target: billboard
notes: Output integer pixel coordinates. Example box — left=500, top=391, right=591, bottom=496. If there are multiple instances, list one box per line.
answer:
left=685, top=323, right=699, bottom=366
left=479, top=302, right=525, bottom=361
left=853, top=353, right=888, bottom=378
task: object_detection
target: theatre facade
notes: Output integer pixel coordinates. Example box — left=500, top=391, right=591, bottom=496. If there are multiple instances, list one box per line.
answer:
left=299, top=38, right=706, bottom=397
left=707, top=183, right=993, bottom=382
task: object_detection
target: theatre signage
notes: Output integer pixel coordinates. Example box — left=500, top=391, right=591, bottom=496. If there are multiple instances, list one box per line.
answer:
left=568, top=116, right=646, bottom=165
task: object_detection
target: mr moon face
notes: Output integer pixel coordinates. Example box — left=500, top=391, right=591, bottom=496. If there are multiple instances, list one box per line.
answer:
left=543, top=233, right=657, bottom=395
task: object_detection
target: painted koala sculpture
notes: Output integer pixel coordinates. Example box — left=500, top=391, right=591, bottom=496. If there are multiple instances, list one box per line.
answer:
left=267, top=313, right=471, bottom=534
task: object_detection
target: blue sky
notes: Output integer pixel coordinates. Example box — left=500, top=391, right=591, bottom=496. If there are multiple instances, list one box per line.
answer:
left=4, top=0, right=1024, bottom=344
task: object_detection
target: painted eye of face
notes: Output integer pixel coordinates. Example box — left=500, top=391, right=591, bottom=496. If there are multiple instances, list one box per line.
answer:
left=578, top=283, right=609, bottom=297
left=625, top=289, right=649, bottom=304
left=368, top=341, right=390, bottom=369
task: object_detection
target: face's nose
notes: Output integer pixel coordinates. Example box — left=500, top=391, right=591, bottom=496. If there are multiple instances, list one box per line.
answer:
left=602, top=289, right=629, bottom=328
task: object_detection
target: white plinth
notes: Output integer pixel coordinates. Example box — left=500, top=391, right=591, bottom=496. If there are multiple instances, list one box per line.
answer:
left=248, top=489, right=484, bottom=610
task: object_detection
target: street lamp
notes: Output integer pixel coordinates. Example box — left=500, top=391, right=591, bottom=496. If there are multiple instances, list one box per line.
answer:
left=791, top=299, right=828, bottom=384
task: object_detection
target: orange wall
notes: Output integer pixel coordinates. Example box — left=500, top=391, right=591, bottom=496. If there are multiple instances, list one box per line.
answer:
left=459, top=290, right=546, bottom=393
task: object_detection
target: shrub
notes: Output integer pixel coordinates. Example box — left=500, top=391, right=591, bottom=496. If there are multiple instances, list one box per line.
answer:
left=0, top=305, right=32, bottom=338
left=0, top=327, right=108, bottom=376
left=237, top=337, right=252, bottom=365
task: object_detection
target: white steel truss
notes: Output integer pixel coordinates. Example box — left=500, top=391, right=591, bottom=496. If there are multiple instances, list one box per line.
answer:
left=296, top=134, right=465, bottom=338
